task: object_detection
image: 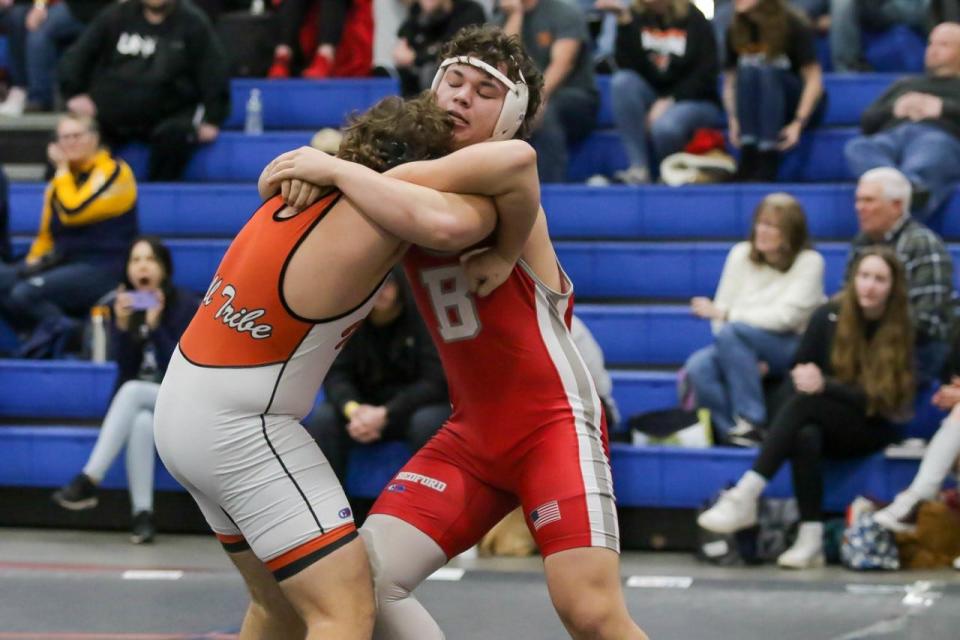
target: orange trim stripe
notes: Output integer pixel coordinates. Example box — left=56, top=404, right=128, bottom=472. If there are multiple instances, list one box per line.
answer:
left=266, top=524, right=357, bottom=571
left=215, top=533, right=245, bottom=544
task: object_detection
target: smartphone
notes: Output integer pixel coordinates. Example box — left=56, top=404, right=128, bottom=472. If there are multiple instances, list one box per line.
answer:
left=129, top=290, right=160, bottom=311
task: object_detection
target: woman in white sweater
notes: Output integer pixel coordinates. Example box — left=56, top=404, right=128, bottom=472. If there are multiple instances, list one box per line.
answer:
left=684, top=192, right=824, bottom=445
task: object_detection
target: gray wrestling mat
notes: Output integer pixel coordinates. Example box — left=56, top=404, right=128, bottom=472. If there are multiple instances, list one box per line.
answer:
left=0, top=528, right=957, bottom=639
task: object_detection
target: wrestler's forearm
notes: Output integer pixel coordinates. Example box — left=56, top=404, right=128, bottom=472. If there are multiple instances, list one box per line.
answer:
left=388, top=141, right=540, bottom=260
left=331, top=160, right=495, bottom=250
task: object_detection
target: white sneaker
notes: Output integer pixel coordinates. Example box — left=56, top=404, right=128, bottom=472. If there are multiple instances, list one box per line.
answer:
left=953, top=556, right=959, bottom=570
left=777, top=543, right=825, bottom=569
left=873, top=491, right=920, bottom=534
left=697, top=488, right=758, bottom=534
left=0, top=87, right=26, bottom=117
left=727, top=417, right=764, bottom=448
left=777, top=523, right=825, bottom=569
left=613, top=165, right=650, bottom=185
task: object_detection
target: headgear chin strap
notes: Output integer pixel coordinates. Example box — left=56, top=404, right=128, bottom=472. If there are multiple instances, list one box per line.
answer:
left=431, top=56, right=529, bottom=142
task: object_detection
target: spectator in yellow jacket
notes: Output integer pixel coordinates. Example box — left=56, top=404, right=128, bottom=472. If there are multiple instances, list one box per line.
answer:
left=0, top=112, right=138, bottom=345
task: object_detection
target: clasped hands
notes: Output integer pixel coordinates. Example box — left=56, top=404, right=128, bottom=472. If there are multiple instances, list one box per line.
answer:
left=262, top=146, right=512, bottom=295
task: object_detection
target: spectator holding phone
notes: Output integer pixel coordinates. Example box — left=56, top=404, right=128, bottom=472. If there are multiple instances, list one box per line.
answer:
left=0, top=113, right=137, bottom=346
left=52, top=237, right=198, bottom=544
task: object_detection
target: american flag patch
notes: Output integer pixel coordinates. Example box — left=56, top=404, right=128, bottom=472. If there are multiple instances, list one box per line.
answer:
left=530, top=500, right=561, bottom=530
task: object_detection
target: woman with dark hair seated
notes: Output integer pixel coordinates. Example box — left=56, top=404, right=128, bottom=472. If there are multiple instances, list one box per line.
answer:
left=724, top=0, right=826, bottom=181
left=698, top=246, right=915, bottom=569
left=52, top=236, right=198, bottom=544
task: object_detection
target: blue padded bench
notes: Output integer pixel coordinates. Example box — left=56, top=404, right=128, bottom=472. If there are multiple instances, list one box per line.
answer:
left=0, top=360, right=116, bottom=419
left=0, top=359, right=673, bottom=424
left=815, top=26, right=925, bottom=73
left=223, top=78, right=399, bottom=130
left=550, top=128, right=858, bottom=184
left=220, top=74, right=895, bottom=131
left=0, top=36, right=7, bottom=73
left=610, top=444, right=920, bottom=510
left=596, top=73, right=899, bottom=129
left=0, top=425, right=182, bottom=491
left=12, top=238, right=960, bottom=300
left=0, top=425, right=921, bottom=510
left=11, top=183, right=960, bottom=242
left=106, top=128, right=861, bottom=184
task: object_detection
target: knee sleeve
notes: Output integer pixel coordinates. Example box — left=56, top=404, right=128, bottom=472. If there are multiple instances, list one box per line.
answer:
left=360, top=514, right=446, bottom=605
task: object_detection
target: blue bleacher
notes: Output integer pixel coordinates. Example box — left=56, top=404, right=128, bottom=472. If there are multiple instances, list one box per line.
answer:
left=11, top=236, right=944, bottom=299
left=109, top=73, right=898, bottom=183
left=1, top=71, right=936, bottom=516
left=11, top=182, right=960, bottom=240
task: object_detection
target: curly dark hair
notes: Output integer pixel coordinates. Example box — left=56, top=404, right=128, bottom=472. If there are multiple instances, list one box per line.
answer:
left=439, top=24, right=544, bottom=140
left=337, top=93, right=454, bottom=173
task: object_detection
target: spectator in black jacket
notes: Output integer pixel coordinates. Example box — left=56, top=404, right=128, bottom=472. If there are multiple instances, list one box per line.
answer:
left=393, top=0, right=486, bottom=97
left=304, top=269, right=449, bottom=487
left=596, top=0, right=722, bottom=184
left=58, top=0, right=230, bottom=181
left=52, top=237, right=198, bottom=545
left=845, top=22, right=960, bottom=221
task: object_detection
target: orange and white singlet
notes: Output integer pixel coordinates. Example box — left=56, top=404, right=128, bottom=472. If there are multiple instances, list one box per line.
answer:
left=154, top=193, right=381, bottom=580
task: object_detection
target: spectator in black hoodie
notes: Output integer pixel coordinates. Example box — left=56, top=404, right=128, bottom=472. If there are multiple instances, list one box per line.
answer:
left=58, top=0, right=230, bottom=181
left=596, top=0, right=722, bottom=184
left=304, top=269, right=449, bottom=488
left=393, top=0, right=486, bottom=97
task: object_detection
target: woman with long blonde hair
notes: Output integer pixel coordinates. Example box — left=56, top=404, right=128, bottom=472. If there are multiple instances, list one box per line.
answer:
left=699, top=247, right=914, bottom=569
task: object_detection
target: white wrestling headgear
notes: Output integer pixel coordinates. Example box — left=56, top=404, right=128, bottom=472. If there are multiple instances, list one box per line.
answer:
left=431, top=55, right=529, bottom=142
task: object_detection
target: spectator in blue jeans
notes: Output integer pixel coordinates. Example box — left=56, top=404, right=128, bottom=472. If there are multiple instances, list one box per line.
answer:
left=595, top=0, right=722, bottom=184
left=0, top=0, right=104, bottom=115
left=844, top=23, right=960, bottom=221
left=684, top=193, right=825, bottom=445
left=724, top=0, right=825, bottom=182
left=830, top=0, right=931, bottom=72
left=52, top=237, right=198, bottom=544
left=499, top=0, right=598, bottom=182
left=0, top=113, right=137, bottom=344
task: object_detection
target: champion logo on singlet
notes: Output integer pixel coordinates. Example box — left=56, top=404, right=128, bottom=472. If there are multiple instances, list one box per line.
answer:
left=202, top=275, right=273, bottom=339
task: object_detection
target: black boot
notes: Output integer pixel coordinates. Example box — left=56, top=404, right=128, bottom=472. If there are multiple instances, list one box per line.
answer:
left=754, top=150, right=781, bottom=182
left=734, top=145, right=759, bottom=182
left=52, top=473, right=98, bottom=510
left=131, top=511, right=156, bottom=544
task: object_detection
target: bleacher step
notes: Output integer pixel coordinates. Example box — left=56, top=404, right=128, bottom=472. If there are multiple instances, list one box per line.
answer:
left=3, top=164, right=46, bottom=182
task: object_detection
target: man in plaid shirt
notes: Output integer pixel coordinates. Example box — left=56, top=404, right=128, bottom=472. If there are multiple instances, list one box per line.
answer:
left=846, top=167, right=955, bottom=384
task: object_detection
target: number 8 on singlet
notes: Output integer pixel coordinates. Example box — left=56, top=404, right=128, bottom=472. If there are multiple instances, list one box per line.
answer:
left=420, top=265, right=481, bottom=342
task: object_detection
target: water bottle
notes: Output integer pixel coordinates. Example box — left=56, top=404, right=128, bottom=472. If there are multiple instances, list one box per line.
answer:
left=250, top=0, right=265, bottom=14
left=90, top=306, right=108, bottom=363
left=245, top=88, right=263, bottom=136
